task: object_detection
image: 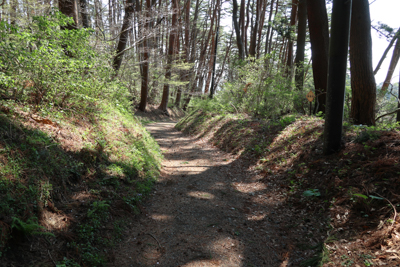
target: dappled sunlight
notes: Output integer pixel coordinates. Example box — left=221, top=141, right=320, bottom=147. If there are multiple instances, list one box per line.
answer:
left=149, top=213, right=174, bottom=221
left=180, top=259, right=222, bottom=266
left=187, top=191, right=215, bottom=200
left=232, top=181, right=267, bottom=194
left=207, top=236, right=244, bottom=266
left=71, top=191, right=92, bottom=201
left=246, top=213, right=266, bottom=221
left=42, top=209, right=70, bottom=231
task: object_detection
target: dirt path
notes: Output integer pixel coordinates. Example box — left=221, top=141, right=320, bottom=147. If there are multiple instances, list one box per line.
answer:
left=115, top=121, right=320, bottom=267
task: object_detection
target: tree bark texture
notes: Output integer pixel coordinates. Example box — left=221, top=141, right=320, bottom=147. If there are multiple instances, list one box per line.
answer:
left=294, top=0, right=307, bottom=91
left=232, top=0, right=245, bottom=60
left=113, top=0, right=136, bottom=72
left=349, top=0, right=376, bottom=126
left=286, top=0, right=298, bottom=74
left=374, top=28, right=400, bottom=75
left=139, top=0, right=152, bottom=111
left=80, top=0, right=90, bottom=28
left=380, top=36, right=400, bottom=93
left=307, top=0, right=329, bottom=113
left=323, top=0, right=352, bottom=155
left=159, top=0, right=178, bottom=113
left=59, top=0, right=78, bottom=29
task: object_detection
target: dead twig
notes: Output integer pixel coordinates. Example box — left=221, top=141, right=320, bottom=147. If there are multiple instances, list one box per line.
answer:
left=146, top=233, right=161, bottom=249
left=376, top=193, right=397, bottom=229
left=48, top=250, right=56, bottom=266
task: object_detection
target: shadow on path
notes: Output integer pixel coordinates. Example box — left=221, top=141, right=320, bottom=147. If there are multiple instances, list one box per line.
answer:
left=114, top=121, right=321, bottom=267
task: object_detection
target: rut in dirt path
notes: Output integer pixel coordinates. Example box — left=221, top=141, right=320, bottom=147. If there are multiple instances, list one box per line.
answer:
left=114, top=121, right=314, bottom=267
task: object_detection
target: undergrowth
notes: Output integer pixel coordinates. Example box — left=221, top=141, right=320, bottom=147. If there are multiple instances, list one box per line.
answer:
left=0, top=10, right=164, bottom=266
left=176, top=107, right=400, bottom=267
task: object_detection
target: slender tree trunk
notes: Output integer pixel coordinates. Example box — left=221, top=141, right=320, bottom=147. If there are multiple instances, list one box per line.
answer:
left=139, top=0, right=152, bottom=111
left=374, top=28, right=400, bottom=75
left=59, top=0, right=78, bottom=29
left=249, top=0, right=260, bottom=57
left=286, top=0, right=298, bottom=74
left=159, top=0, right=178, bottom=113
left=307, top=0, right=329, bottom=113
left=294, top=0, right=307, bottom=92
left=256, top=0, right=266, bottom=58
left=264, top=0, right=275, bottom=55
left=80, top=0, right=90, bottom=28
left=244, top=0, right=250, bottom=57
left=349, top=0, right=376, bottom=126
left=323, top=0, right=352, bottom=155
left=240, top=0, right=245, bottom=48
left=380, top=36, right=400, bottom=93
left=232, top=0, right=245, bottom=60
left=113, top=0, right=136, bottom=73
left=210, top=7, right=221, bottom=99
left=397, top=70, right=400, bottom=122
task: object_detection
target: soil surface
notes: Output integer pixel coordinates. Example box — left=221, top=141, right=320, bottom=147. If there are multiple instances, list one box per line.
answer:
left=114, top=118, right=325, bottom=266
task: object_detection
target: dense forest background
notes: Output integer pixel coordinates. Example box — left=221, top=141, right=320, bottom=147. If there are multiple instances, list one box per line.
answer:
left=2, top=0, right=400, bottom=266
left=1, top=0, right=400, bottom=126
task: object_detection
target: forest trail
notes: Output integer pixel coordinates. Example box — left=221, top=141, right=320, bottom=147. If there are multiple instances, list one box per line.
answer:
left=114, top=119, right=319, bottom=267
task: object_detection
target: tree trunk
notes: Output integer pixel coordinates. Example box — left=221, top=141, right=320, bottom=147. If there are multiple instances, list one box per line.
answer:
left=380, top=36, right=400, bottom=93
left=80, top=0, right=90, bottom=28
left=210, top=7, right=220, bottom=99
left=159, top=0, right=178, bottom=113
left=59, top=0, right=78, bottom=29
left=294, top=0, right=307, bottom=92
left=286, top=0, right=298, bottom=74
left=374, top=28, right=400, bottom=75
left=307, top=0, right=329, bottom=113
left=139, top=0, right=152, bottom=111
left=323, top=0, right=352, bottom=155
left=349, top=0, right=376, bottom=126
left=248, top=0, right=260, bottom=57
left=232, top=0, right=245, bottom=60
left=113, top=0, right=136, bottom=73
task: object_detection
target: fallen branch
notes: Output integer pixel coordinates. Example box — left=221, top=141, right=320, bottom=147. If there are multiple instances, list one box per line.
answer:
left=376, top=193, right=397, bottom=229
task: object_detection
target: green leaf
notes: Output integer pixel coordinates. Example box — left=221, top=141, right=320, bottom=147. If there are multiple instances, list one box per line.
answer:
left=353, top=193, right=368, bottom=199
left=303, top=189, right=320, bottom=197
left=369, top=195, right=383, bottom=200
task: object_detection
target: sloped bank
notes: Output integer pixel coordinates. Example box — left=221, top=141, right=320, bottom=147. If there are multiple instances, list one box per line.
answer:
left=176, top=109, right=400, bottom=266
left=0, top=100, right=162, bottom=266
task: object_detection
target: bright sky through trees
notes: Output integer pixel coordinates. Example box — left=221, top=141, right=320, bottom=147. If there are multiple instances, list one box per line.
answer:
left=370, top=0, right=400, bottom=84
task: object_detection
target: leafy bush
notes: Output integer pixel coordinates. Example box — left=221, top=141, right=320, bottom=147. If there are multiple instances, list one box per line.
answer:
left=200, top=57, right=304, bottom=117
left=0, top=10, right=127, bottom=110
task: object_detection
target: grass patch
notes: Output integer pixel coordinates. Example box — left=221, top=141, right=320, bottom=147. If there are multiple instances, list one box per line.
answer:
left=0, top=99, right=162, bottom=265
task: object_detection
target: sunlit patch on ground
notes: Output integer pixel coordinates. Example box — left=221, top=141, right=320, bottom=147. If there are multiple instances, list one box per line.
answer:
left=187, top=191, right=215, bottom=200
left=231, top=181, right=267, bottom=194
left=149, top=213, right=174, bottom=221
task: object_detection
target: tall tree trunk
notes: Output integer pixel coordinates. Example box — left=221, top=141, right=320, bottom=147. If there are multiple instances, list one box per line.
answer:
left=113, top=0, right=136, bottom=73
left=323, top=0, right=352, bottom=155
left=159, top=0, right=178, bottom=113
left=307, top=0, right=329, bottom=113
left=232, top=0, right=245, bottom=60
left=80, top=0, right=90, bottom=28
left=244, top=0, right=250, bottom=57
left=59, top=0, right=78, bottom=29
left=380, top=36, right=400, bottom=93
left=210, top=7, right=221, bottom=99
left=374, top=28, right=400, bottom=75
left=264, top=0, right=275, bottom=55
left=256, top=0, right=267, bottom=58
left=286, top=0, right=298, bottom=74
left=248, top=0, right=260, bottom=57
left=349, top=0, right=376, bottom=126
left=139, top=0, right=152, bottom=111
left=240, top=0, right=245, bottom=48
left=294, top=0, right=307, bottom=92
